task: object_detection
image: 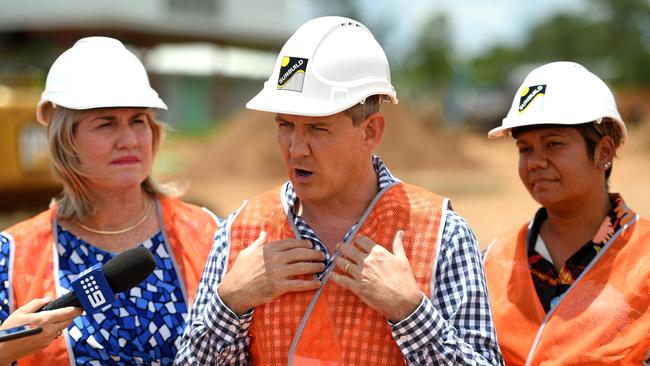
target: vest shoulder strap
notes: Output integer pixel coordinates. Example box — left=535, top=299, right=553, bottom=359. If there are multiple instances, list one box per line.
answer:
left=159, top=197, right=218, bottom=303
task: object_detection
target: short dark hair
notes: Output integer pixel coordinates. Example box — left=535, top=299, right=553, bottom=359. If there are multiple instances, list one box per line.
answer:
left=343, top=95, right=384, bottom=125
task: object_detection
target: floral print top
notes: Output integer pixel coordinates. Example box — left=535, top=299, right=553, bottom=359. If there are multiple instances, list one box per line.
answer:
left=527, top=193, right=636, bottom=312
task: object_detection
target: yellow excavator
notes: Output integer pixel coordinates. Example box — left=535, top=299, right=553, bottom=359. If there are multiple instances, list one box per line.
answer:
left=0, top=82, right=61, bottom=206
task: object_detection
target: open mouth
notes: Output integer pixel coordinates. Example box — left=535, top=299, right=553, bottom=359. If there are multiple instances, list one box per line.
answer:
left=295, top=168, right=313, bottom=177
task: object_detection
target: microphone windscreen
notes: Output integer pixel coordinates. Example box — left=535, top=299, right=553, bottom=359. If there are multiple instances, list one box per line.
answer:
left=103, top=247, right=156, bottom=293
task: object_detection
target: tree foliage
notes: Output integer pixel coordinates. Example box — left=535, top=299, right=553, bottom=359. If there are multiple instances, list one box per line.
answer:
left=394, top=13, right=453, bottom=95
left=471, top=0, right=650, bottom=87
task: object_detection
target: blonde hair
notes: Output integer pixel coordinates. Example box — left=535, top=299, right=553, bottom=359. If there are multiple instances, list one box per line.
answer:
left=47, top=106, right=171, bottom=220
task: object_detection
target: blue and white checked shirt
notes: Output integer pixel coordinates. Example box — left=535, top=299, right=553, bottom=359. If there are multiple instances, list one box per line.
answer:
left=175, top=157, right=504, bottom=365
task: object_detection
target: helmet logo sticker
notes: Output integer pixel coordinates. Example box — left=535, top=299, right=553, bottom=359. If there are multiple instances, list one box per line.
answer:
left=277, top=56, right=308, bottom=92
left=518, top=84, right=546, bottom=114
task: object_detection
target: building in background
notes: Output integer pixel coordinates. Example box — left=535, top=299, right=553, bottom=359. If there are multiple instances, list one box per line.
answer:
left=0, top=0, right=299, bottom=129
left=0, top=0, right=300, bottom=204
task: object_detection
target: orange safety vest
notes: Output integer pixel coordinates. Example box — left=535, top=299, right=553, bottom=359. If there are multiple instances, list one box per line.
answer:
left=484, top=215, right=650, bottom=365
left=3, top=197, right=217, bottom=366
left=227, top=183, right=447, bottom=365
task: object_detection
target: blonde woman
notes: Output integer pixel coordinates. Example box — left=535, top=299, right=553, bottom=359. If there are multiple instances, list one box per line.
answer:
left=0, top=37, right=218, bottom=365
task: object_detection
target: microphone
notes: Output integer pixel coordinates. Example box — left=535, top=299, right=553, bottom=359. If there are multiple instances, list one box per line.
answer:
left=40, top=247, right=156, bottom=312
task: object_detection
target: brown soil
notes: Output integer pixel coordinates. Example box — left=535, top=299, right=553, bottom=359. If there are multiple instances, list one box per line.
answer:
left=186, top=102, right=478, bottom=181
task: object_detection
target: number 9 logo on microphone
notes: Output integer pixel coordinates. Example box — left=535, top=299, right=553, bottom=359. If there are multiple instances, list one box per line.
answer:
left=72, top=264, right=115, bottom=314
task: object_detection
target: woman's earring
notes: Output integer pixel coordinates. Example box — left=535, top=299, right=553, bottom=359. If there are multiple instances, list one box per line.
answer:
left=603, top=161, right=612, bottom=170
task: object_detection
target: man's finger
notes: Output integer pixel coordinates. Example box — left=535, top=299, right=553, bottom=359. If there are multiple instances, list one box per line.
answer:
left=391, top=230, right=407, bottom=259
left=352, top=236, right=377, bottom=253
left=281, top=247, right=325, bottom=264
left=249, top=230, right=267, bottom=249
left=279, top=279, right=322, bottom=293
left=330, top=272, right=360, bottom=294
left=333, top=256, right=358, bottom=278
left=270, top=238, right=314, bottom=252
left=338, top=242, right=366, bottom=264
left=282, top=262, right=326, bottom=277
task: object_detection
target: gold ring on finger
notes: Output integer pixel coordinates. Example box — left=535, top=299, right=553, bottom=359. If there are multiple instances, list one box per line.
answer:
left=344, top=262, right=352, bottom=275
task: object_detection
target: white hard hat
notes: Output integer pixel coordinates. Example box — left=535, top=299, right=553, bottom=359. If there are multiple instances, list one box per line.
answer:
left=36, top=36, right=167, bottom=125
left=488, top=61, right=627, bottom=143
left=246, top=16, right=397, bottom=116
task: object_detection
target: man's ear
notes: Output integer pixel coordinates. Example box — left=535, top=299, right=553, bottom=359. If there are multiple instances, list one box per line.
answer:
left=361, top=112, right=385, bottom=150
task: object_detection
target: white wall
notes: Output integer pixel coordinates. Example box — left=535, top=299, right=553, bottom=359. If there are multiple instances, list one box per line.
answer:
left=0, top=0, right=300, bottom=44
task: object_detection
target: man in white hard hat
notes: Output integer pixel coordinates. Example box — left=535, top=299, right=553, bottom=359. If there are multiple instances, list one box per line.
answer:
left=177, top=17, right=503, bottom=365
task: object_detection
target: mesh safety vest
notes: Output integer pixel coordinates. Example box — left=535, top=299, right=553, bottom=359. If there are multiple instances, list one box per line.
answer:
left=4, top=197, right=217, bottom=366
left=227, top=182, right=447, bottom=365
left=484, top=216, right=650, bottom=365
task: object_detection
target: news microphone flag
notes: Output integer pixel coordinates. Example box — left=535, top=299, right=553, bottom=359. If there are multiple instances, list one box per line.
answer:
left=71, top=263, right=115, bottom=314
left=39, top=247, right=156, bottom=312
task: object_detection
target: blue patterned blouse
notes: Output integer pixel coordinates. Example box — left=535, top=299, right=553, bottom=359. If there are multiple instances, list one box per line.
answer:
left=0, top=235, right=10, bottom=323
left=55, top=226, right=187, bottom=365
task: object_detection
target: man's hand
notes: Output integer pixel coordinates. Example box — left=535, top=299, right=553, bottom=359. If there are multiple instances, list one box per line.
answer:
left=218, top=231, right=326, bottom=315
left=330, top=231, right=423, bottom=323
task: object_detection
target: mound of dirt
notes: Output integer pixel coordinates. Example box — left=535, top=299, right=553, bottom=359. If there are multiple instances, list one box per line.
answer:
left=187, top=102, right=479, bottom=181
left=376, top=103, right=479, bottom=171
left=190, top=110, right=285, bottom=180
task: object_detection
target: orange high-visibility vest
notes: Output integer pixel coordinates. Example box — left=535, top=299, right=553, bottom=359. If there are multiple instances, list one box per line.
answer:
left=3, top=197, right=217, bottom=366
left=484, top=215, right=650, bottom=365
left=227, top=183, right=447, bottom=365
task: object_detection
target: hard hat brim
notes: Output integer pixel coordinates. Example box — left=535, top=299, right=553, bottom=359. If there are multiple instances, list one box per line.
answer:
left=246, top=88, right=397, bottom=117
left=487, top=124, right=513, bottom=139
left=247, top=88, right=358, bottom=117
left=37, top=93, right=167, bottom=125
left=488, top=113, right=628, bottom=143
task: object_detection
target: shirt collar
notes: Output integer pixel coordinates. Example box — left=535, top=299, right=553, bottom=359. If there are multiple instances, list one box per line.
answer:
left=527, top=192, right=635, bottom=253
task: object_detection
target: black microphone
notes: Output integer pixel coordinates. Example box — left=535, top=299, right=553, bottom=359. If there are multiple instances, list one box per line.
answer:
left=40, top=247, right=156, bottom=311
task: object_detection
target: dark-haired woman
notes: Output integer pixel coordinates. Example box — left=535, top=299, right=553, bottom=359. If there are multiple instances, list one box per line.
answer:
left=484, top=61, right=649, bottom=365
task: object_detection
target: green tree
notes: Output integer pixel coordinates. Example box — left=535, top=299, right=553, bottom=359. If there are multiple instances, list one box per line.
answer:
left=471, top=0, right=650, bottom=87
left=396, top=13, right=453, bottom=94
left=589, top=0, right=650, bottom=84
